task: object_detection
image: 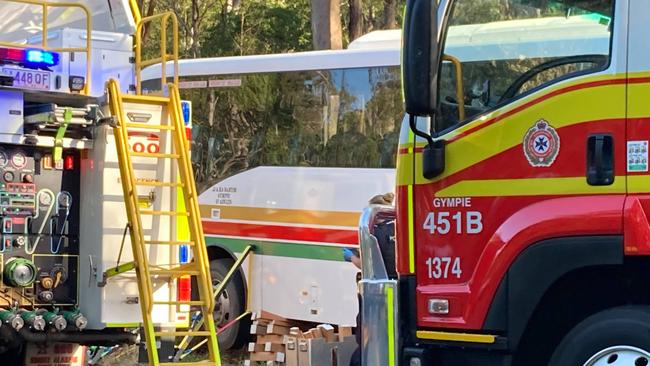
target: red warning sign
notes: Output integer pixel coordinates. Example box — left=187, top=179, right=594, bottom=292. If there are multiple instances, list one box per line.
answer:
left=25, top=343, right=86, bottom=366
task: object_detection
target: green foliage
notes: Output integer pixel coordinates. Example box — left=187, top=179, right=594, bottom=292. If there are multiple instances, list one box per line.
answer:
left=200, top=0, right=313, bottom=57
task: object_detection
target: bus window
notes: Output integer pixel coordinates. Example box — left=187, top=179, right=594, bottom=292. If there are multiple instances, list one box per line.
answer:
left=184, top=66, right=402, bottom=190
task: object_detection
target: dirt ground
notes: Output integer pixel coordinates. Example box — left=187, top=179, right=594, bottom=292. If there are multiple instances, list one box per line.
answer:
left=96, top=345, right=246, bottom=365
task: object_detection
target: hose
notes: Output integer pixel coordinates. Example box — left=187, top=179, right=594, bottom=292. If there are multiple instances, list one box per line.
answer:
left=51, top=191, right=72, bottom=254
left=25, top=189, right=55, bottom=255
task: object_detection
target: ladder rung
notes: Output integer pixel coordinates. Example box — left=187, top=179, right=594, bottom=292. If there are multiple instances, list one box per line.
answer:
left=154, top=331, right=212, bottom=337
left=150, top=269, right=201, bottom=276
left=153, top=300, right=205, bottom=306
left=162, top=362, right=214, bottom=366
left=140, top=210, right=190, bottom=216
left=131, top=152, right=179, bottom=159
left=145, top=240, right=195, bottom=246
left=125, top=122, right=175, bottom=130
left=136, top=181, right=184, bottom=188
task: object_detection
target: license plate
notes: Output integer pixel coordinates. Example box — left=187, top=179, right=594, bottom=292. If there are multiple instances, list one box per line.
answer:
left=2, top=68, right=50, bottom=90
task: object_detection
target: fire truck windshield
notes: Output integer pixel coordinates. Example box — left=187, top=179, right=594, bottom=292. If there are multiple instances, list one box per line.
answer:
left=436, top=0, right=613, bottom=132
left=0, top=0, right=136, bottom=45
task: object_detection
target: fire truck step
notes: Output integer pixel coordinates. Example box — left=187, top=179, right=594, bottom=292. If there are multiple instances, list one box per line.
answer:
left=139, top=210, right=190, bottom=216
left=125, top=122, right=175, bottom=130
left=144, top=240, right=195, bottom=246
left=131, top=152, right=180, bottom=159
left=136, top=181, right=184, bottom=188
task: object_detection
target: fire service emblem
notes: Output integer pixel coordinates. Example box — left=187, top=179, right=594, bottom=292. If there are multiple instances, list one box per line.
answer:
left=523, top=120, right=560, bottom=167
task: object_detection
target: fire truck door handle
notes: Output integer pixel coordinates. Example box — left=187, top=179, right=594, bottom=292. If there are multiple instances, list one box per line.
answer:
left=587, top=134, right=614, bottom=186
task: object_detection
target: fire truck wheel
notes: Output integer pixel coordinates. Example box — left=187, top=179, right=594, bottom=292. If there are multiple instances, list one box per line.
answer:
left=210, top=258, right=246, bottom=350
left=548, top=306, right=650, bottom=366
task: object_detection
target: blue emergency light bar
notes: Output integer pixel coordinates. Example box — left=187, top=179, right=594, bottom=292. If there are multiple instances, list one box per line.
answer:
left=0, top=47, right=59, bottom=68
left=26, top=49, right=58, bottom=66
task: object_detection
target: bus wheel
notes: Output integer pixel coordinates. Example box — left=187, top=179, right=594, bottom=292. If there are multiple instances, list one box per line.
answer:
left=549, top=306, right=650, bottom=366
left=210, top=258, right=246, bottom=350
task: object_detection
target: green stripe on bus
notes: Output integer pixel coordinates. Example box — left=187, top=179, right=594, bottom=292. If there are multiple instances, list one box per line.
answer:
left=205, top=236, right=348, bottom=262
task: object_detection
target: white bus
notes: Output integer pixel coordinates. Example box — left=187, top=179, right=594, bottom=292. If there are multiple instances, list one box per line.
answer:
left=142, top=31, right=402, bottom=349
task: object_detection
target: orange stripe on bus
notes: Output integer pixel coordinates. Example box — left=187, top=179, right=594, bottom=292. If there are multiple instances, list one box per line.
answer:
left=199, top=205, right=360, bottom=227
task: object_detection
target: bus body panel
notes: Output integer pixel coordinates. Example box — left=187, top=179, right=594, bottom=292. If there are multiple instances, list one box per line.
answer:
left=199, top=167, right=394, bottom=324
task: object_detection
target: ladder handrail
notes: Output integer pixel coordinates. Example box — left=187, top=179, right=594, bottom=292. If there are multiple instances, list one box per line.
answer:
left=134, top=12, right=179, bottom=95
left=128, top=0, right=142, bottom=24
left=170, top=83, right=221, bottom=363
left=169, top=84, right=212, bottom=311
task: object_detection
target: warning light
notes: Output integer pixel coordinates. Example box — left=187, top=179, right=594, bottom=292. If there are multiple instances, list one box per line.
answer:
left=26, top=49, right=58, bottom=66
left=181, top=101, right=192, bottom=126
left=0, top=47, right=59, bottom=69
left=177, top=276, right=192, bottom=304
left=64, top=155, right=74, bottom=170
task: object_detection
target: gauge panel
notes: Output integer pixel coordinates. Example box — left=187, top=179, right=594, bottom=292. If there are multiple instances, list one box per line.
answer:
left=0, top=144, right=81, bottom=308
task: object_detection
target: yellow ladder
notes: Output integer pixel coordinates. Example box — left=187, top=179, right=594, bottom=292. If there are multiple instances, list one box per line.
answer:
left=107, top=79, right=220, bottom=366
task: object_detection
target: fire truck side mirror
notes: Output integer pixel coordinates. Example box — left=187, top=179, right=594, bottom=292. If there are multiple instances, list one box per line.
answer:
left=403, top=0, right=439, bottom=117
left=423, top=140, right=445, bottom=179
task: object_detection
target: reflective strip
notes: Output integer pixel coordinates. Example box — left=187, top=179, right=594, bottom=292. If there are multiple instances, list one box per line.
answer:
left=386, top=286, right=396, bottom=366
left=416, top=330, right=496, bottom=344
left=427, top=83, right=626, bottom=183
left=407, top=185, right=415, bottom=273
left=628, top=175, right=650, bottom=194
left=407, top=130, right=416, bottom=273
left=437, top=176, right=625, bottom=197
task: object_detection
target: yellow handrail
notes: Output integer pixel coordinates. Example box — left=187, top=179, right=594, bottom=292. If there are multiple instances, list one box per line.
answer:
left=128, top=0, right=142, bottom=25
left=134, top=12, right=179, bottom=94
left=0, top=0, right=92, bottom=95
left=442, top=54, right=465, bottom=121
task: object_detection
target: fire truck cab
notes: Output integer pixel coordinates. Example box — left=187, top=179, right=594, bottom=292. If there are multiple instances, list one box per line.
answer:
left=361, top=0, right=650, bottom=365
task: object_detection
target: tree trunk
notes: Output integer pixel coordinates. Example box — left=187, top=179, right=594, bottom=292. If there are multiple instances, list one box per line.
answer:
left=382, top=0, right=398, bottom=29
left=310, top=0, right=343, bottom=50
left=348, top=0, right=363, bottom=41
left=230, top=0, right=242, bottom=10
left=189, top=0, right=201, bottom=58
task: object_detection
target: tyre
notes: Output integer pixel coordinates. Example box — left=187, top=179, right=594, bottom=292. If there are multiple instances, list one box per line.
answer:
left=549, top=306, right=650, bottom=366
left=210, top=258, right=248, bottom=350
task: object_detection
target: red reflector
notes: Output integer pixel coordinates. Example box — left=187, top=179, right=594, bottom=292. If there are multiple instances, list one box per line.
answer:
left=185, top=127, right=192, bottom=141
left=64, top=155, right=74, bottom=170
left=178, top=276, right=192, bottom=302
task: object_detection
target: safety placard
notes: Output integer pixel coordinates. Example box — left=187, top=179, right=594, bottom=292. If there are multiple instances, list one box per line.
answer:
left=25, top=343, right=85, bottom=366
left=627, top=141, right=648, bottom=172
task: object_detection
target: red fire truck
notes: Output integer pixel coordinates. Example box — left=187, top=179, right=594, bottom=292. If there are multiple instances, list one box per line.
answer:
left=359, top=0, right=650, bottom=365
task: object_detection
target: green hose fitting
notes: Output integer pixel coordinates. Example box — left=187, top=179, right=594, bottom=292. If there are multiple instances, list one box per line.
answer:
left=39, top=310, right=67, bottom=332
left=62, top=310, right=87, bottom=330
left=4, top=258, right=37, bottom=287
left=0, top=310, right=23, bottom=331
left=21, top=310, right=45, bottom=331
